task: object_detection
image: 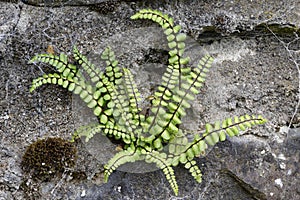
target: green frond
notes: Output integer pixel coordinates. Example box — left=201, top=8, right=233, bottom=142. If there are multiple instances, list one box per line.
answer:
left=145, top=151, right=178, bottom=196
left=73, top=46, right=103, bottom=83
left=71, top=123, right=104, bottom=142
left=184, top=160, right=202, bottom=183
left=109, top=74, right=142, bottom=136
left=146, top=67, right=179, bottom=129
left=101, top=47, right=123, bottom=85
left=29, top=53, right=77, bottom=79
left=103, top=123, right=136, bottom=144
left=73, top=46, right=122, bottom=123
left=186, top=55, right=214, bottom=92
left=122, top=68, right=142, bottom=116
left=30, top=73, right=62, bottom=92
left=202, top=114, right=267, bottom=140
left=130, top=9, right=187, bottom=74
left=168, top=130, right=189, bottom=159
left=73, top=46, right=123, bottom=126
left=131, top=9, right=174, bottom=29
left=30, top=73, right=85, bottom=96
left=177, top=115, right=267, bottom=163
left=104, top=148, right=141, bottom=182
left=145, top=56, right=213, bottom=145
left=30, top=53, right=115, bottom=126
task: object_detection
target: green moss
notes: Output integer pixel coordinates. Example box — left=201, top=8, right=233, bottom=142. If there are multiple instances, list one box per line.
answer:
left=21, top=137, right=77, bottom=181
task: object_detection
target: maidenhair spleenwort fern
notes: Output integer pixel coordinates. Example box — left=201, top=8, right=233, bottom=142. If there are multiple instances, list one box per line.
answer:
left=29, top=9, right=267, bottom=196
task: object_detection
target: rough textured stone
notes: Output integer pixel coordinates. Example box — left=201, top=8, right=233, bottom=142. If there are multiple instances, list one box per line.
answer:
left=21, top=0, right=113, bottom=6
left=0, top=0, right=299, bottom=199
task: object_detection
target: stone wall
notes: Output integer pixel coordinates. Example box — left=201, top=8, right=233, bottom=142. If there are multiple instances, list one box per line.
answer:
left=0, top=0, right=299, bottom=199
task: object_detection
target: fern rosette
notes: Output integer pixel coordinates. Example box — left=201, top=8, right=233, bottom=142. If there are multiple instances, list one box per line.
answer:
left=29, top=9, right=267, bottom=196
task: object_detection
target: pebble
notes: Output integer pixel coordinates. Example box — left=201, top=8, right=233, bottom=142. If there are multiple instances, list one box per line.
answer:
left=274, top=178, right=283, bottom=188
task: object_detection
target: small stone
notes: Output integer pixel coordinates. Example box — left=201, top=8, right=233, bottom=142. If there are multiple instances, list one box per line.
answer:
left=279, top=126, right=289, bottom=134
left=279, top=163, right=286, bottom=170
left=81, top=190, right=86, bottom=197
left=274, top=178, right=283, bottom=188
left=117, top=186, right=121, bottom=192
left=278, top=154, right=286, bottom=160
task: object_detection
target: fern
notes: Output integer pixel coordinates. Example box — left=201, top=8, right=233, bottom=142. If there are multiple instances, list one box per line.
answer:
left=29, top=9, right=267, bottom=196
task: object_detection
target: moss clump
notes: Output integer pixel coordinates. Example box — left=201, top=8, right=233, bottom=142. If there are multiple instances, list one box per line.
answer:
left=21, top=137, right=77, bottom=181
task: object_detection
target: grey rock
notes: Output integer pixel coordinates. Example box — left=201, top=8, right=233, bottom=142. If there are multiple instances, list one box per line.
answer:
left=0, top=0, right=299, bottom=199
left=21, top=0, right=114, bottom=6
left=286, top=128, right=300, bottom=149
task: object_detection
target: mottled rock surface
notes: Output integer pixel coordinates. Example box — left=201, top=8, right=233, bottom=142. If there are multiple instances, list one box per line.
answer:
left=0, top=0, right=299, bottom=199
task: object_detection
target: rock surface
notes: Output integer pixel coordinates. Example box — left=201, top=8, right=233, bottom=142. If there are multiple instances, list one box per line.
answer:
left=0, top=0, right=299, bottom=199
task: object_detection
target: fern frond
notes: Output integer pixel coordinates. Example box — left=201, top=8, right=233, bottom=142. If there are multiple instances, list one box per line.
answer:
left=146, top=55, right=214, bottom=146
left=104, top=147, right=141, bottom=182
left=30, top=73, right=62, bottom=92
left=101, top=47, right=123, bottom=85
left=131, top=10, right=191, bottom=141
left=111, top=69, right=142, bottom=122
left=145, top=151, right=178, bottom=196
left=29, top=53, right=77, bottom=79
left=202, top=114, right=267, bottom=142
left=131, top=9, right=190, bottom=89
left=183, top=160, right=202, bottom=183
left=74, top=46, right=123, bottom=126
left=73, top=46, right=103, bottom=83
left=92, top=47, right=125, bottom=126
left=103, top=124, right=135, bottom=145
left=176, top=115, right=267, bottom=166
left=165, top=115, right=266, bottom=185
left=145, top=66, right=180, bottom=141
left=167, top=130, right=189, bottom=159
left=71, top=47, right=114, bottom=118
left=131, top=9, right=175, bottom=30
left=109, top=77, right=140, bottom=138
left=122, top=68, right=142, bottom=116
left=30, top=73, right=87, bottom=99
left=30, top=62, right=113, bottom=128
left=71, top=123, right=105, bottom=142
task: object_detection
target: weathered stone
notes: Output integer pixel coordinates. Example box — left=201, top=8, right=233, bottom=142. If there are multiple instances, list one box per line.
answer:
left=0, top=0, right=299, bottom=199
left=20, top=0, right=113, bottom=6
